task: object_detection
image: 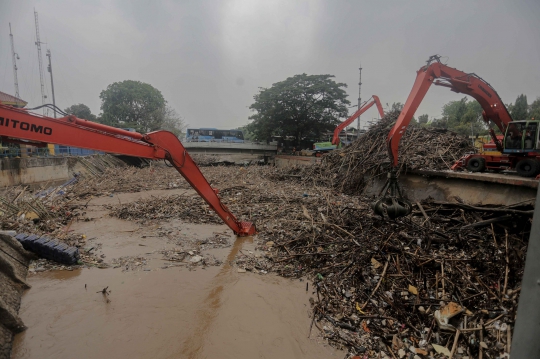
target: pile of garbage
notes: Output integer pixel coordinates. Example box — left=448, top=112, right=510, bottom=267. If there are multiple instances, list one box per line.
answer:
left=101, top=165, right=529, bottom=357
left=0, top=151, right=531, bottom=358
left=298, top=111, right=475, bottom=194
left=256, top=192, right=530, bottom=358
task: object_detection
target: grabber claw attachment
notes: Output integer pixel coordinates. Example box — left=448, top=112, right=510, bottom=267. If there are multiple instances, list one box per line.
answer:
left=235, top=221, right=257, bottom=236
left=372, top=169, right=412, bottom=219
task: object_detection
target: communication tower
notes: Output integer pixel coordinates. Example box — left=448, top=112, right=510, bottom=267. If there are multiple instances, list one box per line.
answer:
left=34, top=10, right=48, bottom=115
left=9, top=23, right=20, bottom=99
left=357, top=65, right=362, bottom=132
left=46, top=50, right=57, bottom=118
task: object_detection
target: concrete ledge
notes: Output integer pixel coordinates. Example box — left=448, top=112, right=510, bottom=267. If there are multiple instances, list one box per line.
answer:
left=365, top=172, right=537, bottom=206
left=183, top=142, right=277, bottom=155
left=183, top=142, right=277, bottom=150
left=411, top=169, right=539, bottom=189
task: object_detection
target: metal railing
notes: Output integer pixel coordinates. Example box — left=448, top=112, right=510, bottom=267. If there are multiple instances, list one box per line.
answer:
left=0, top=147, right=51, bottom=158
left=0, top=146, right=101, bottom=158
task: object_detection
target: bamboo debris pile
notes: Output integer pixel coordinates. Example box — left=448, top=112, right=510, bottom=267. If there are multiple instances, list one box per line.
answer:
left=0, top=150, right=532, bottom=358
left=298, top=111, right=475, bottom=194
left=0, top=180, right=82, bottom=240
left=190, top=154, right=228, bottom=166
left=105, top=167, right=308, bottom=225
left=106, top=193, right=224, bottom=224
left=256, top=192, right=530, bottom=358
left=103, top=167, right=529, bottom=357
left=67, top=154, right=127, bottom=177
left=0, top=155, right=161, bottom=244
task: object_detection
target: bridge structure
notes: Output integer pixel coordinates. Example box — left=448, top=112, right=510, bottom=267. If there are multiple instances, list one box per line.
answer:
left=182, top=141, right=277, bottom=155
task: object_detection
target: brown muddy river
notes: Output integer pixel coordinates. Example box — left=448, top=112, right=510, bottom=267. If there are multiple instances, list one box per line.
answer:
left=11, top=190, right=341, bottom=359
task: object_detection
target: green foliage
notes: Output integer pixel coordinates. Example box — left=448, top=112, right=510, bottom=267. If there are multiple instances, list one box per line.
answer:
left=389, top=102, right=404, bottom=113
left=510, top=94, right=528, bottom=121
left=100, top=80, right=166, bottom=133
left=247, top=74, right=350, bottom=145
left=236, top=125, right=256, bottom=141
left=530, top=97, right=540, bottom=121
left=418, top=114, right=429, bottom=125
left=157, top=106, right=187, bottom=137
left=64, top=103, right=97, bottom=122
left=430, top=97, right=487, bottom=136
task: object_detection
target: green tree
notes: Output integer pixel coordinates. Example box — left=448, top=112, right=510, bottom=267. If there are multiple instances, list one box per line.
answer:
left=100, top=80, right=166, bottom=133
left=247, top=74, right=350, bottom=145
left=156, top=106, right=187, bottom=137
left=431, top=97, right=486, bottom=136
left=388, top=102, right=404, bottom=113
left=64, top=103, right=97, bottom=122
left=418, top=114, right=429, bottom=125
left=530, top=97, right=540, bottom=121
left=236, top=125, right=256, bottom=141
left=510, top=94, right=528, bottom=121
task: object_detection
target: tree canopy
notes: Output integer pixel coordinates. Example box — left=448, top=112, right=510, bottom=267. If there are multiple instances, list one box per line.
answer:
left=99, top=80, right=166, bottom=133
left=509, top=94, right=528, bottom=121
left=530, top=97, right=540, bottom=121
left=430, top=97, right=485, bottom=136
left=156, top=106, right=187, bottom=137
left=64, top=103, right=97, bottom=122
left=247, top=74, right=350, bottom=145
left=417, top=114, right=429, bottom=125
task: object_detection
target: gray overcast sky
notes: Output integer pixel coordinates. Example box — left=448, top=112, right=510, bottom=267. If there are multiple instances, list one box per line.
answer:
left=1, top=0, right=539, bottom=130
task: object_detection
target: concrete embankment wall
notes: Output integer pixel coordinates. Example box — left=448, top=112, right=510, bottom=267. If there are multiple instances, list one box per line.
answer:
left=0, top=155, right=127, bottom=188
left=0, top=234, right=31, bottom=359
left=274, top=155, right=537, bottom=206
left=0, top=157, right=70, bottom=187
left=365, top=172, right=537, bottom=206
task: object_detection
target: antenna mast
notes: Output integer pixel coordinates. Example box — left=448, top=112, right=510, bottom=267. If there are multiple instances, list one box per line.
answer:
left=34, top=10, right=48, bottom=115
left=46, top=50, right=57, bottom=118
left=357, top=64, right=362, bottom=134
left=9, top=23, right=20, bottom=99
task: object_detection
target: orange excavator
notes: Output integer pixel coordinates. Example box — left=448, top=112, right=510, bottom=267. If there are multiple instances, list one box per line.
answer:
left=0, top=104, right=256, bottom=236
left=331, top=95, right=385, bottom=146
left=312, top=96, right=384, bottom=155
left=373, top=55, right=540, bottom=219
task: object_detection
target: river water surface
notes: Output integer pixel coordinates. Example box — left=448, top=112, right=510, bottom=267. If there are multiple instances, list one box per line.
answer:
left=11, top=192, right=340, bottom=358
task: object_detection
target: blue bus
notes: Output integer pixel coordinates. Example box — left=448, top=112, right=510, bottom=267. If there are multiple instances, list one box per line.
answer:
left=186, top=128, right=245, bottom=143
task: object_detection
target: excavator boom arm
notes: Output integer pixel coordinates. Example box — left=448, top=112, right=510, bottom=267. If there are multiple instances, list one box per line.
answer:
left=0, top=104, right=255, bottom=236
left=387, top=57, right=513, bottom=166
left=332, top=95, right=384, bottom=145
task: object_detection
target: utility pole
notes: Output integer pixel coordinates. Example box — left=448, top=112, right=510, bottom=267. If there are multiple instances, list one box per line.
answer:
left=34, top=10, right=48, bottom=115
left=46, top=50, right=56, bottom=118
left=357, top=64, right=362, bottom=135
left=9, top=23, right=20, bottom=99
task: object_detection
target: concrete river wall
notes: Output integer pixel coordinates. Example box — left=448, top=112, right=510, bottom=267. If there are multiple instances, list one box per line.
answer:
left=0, top=157, right=70, bottom=187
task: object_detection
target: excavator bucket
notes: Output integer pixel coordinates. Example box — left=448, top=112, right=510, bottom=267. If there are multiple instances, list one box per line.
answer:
left=372, top=170, right=412, bottom=220
left=236, top=222, right=257, bottom=236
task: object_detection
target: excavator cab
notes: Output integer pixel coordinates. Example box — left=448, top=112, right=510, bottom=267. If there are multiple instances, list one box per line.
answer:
left=503, top=121, right=540, bottom=153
